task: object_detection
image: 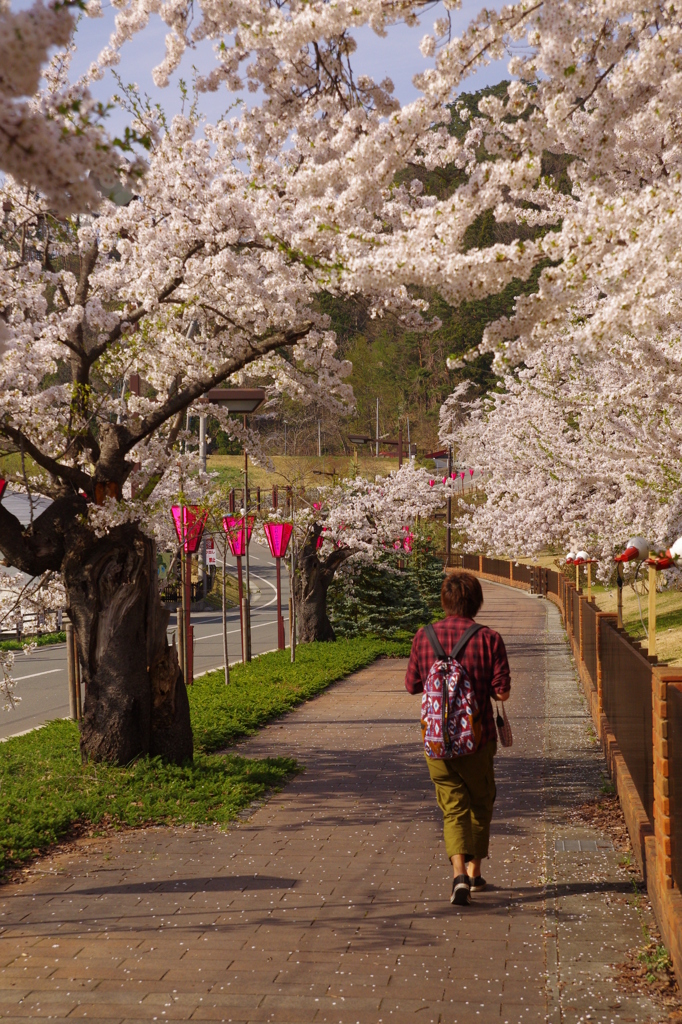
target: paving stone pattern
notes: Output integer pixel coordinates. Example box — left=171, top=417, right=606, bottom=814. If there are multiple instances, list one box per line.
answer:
left=0, top=584, right=665, bottom=1023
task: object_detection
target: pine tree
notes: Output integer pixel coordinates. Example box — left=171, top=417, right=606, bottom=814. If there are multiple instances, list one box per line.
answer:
left=328, top=534, right=443, bottom=638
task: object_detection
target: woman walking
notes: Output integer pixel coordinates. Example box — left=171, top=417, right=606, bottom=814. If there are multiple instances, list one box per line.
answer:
left=404, top=572, right=511, bottom=906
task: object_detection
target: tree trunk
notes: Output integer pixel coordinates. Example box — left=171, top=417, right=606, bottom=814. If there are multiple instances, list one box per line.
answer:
left=294, top=525, right=349, bottom=643
left=62, top=522, right=193, bottom=765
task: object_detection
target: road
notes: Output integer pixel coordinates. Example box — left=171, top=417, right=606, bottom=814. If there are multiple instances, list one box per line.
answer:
left=0, top=541, right=290, bottom=742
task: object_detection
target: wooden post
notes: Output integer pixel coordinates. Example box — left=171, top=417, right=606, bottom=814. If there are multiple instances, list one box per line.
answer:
left=587, top=561, right=592, bottom=601
left=576, top=562, right=581, bottom=593
left=257, top=486, right=261, bottom=513
left=73, top=626, right=82, bottom=721
left=509, top=561, right=514, bottom=583
left=242, top=597, right=251, bottom=661
left=229, top=488, right=235, bottom=513
left=65, top=617, right=77, bottom=721
left=649, top=563, right=657, bottom=657
left=398, top=426, right=403, bottom=469
left=617, top=562, right=624, bottom=628
left=177, top=602, right=184, bottom=687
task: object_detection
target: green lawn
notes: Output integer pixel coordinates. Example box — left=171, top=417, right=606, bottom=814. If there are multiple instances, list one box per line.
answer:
left=0, top=637, right=410, bottom=873
left=0, top=631, right=66, bottom=651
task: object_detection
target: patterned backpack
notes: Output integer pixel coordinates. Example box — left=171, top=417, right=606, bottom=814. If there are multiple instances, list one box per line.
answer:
left=421, top=623, right=483, bottom=759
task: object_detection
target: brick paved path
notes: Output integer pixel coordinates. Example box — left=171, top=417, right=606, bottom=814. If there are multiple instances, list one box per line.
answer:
left=0, top=584, right=665, bottom=1023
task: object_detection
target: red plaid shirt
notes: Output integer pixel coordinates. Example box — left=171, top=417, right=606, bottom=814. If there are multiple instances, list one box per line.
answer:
left=405, top=616, right=511, bottom=749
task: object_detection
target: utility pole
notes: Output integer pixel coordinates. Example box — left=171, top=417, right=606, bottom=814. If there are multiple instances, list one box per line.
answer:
left=446, top=446, right=453, bottom=565
left=199, top=414, right=207, bottom=473
left=376, top=398, right=379, bottom=457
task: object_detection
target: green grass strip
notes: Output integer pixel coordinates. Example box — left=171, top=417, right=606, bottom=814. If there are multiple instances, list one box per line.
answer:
left=0, top=632, right=66, bottom=651
left=0, top=637, right=409, bottom=872
left=190, top=636, right=411, bottom=753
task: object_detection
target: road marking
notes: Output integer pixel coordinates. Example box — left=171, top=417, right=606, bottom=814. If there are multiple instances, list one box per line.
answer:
left=193, top=620, right=278, bottom=642
left=13, top=668, right=62, bottom=682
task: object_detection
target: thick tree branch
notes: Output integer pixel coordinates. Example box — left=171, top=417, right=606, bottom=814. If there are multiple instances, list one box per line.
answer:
left=85, top=241, right=206, bottom=367
left=125, top=323, right=312, bottom=451
left=0, top=423, right=92, bottom=492
left=0, top=495, right=86, bottom=576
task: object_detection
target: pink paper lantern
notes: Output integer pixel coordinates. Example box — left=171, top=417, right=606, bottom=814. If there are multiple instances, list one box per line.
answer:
left=442, top=476, right=447, bottom=484
left=263, top=521, right=293, bottom=559
left=469, top=468, right=474, bottom=477
left=222, top=515, right=255, bottom=557
left=460, top=471, right=465, bottom=479
left=171, top=505, right=208, bottom=553
left=451, top=472, right=456, bottom=480
left=429, top=479, right=435, bottom=487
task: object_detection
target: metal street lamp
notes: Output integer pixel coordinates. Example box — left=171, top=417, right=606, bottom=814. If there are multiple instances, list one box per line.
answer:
left=263, top=522, right=294, bottom=650
left=198, top=388, right=266, bottom=414
left=199, top=388, right=265, bottom=657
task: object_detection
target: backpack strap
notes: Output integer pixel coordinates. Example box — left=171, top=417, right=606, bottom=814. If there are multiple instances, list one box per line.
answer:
left=449, top=623, right=483, bottom=661
left=424, top=623, right=447, bottom=661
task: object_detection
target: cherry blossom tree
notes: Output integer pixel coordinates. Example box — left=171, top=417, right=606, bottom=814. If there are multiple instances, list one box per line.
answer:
left=446, top=334, right=682, bottom=565
left=291, top=463, right=446, bottom=641
left=0, top=3, right=146, bottom=217
left=0, top=109, right=358, bottom=764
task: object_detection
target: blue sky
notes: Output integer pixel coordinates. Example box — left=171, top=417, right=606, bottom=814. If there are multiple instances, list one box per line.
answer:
left=59, top=1, right=509, bottom=133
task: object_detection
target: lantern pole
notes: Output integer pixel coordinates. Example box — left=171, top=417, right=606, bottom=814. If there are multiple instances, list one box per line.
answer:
left=180, top=504, right=189, bottom=686
left=221, top=532, right=230, bottom=684
left=290, top=492, right=296, bottom=663
left=276, top=555, right=284, bottom=649
left=587, top=561, right=592, bottom=601
left=243, top=415, right=252, bottom=661
left=236, top=553, right=245, bottom=662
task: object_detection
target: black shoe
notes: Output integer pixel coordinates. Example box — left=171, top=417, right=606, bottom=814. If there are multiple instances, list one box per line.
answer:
left=468, top=875, right=487, bottom=892
left=451, top=874, right=471, bottom=906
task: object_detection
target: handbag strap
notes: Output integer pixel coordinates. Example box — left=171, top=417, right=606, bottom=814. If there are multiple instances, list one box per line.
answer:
left=424, top=622, right=483, bottom=662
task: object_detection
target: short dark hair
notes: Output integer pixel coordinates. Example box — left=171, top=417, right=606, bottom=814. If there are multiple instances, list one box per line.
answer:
left=441, top=572, right=483, bottom=618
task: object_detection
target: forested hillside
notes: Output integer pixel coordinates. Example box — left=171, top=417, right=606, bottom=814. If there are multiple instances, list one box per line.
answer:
left=216, top=82, right=567, bottom=458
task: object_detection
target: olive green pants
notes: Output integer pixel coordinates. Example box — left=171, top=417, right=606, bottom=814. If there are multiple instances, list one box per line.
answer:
left=426, top=741, right=497, bottom=860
